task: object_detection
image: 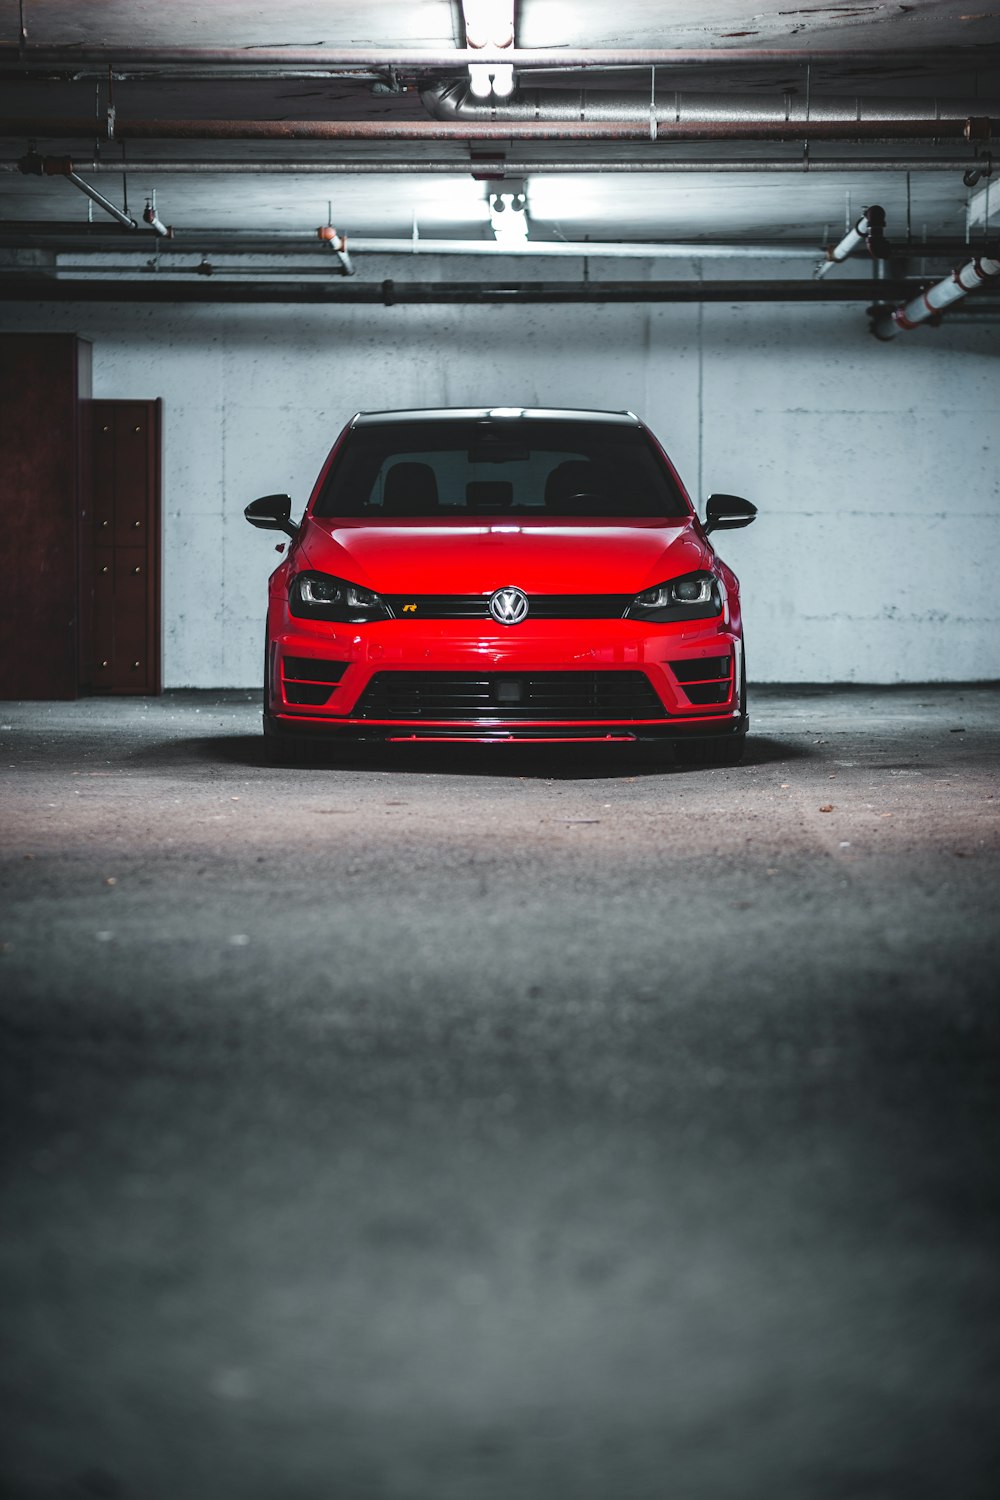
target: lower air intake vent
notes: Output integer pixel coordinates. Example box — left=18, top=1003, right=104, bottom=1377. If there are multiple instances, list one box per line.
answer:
left=355, top=671, right=666, bottom=720
left=282, top=657, right=348, bottom=707
left=283, top=657, right=348, bottom=683
left=670, top=655, right=733, bottom=706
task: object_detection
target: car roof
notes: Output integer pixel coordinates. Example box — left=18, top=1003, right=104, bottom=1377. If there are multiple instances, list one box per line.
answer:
left=351, top=407, right=642, bottom=427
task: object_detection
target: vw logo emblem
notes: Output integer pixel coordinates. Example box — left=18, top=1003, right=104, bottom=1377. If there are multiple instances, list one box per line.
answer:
left=489, top=586, right=530, bottom=626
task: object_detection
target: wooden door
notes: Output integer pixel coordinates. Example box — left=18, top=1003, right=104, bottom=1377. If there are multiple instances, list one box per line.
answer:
left=84, top=400, right=161, bottom=694
left=0, top=334, right=91, bottom=699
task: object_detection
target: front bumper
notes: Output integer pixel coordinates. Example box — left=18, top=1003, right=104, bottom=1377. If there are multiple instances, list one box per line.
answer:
left=265, top=616, right=746, bottom=744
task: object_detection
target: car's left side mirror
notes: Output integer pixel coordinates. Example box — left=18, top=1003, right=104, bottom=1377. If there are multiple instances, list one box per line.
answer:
left=704, top=493, right=757, bottom=535
left=245, top=493, right=298, bottom=539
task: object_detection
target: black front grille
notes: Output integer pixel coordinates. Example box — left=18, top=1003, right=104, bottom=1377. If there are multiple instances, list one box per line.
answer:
left=670, top=655, right=733, bottom=706
left=281, top=656, right=349, bottom=707
left=355, top=671, right=667, bottom=720
left=383, top=594, right=631, bottom=620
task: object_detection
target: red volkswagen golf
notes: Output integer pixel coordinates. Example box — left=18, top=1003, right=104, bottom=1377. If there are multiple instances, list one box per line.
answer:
left=245, top=407, right=756, bottom=763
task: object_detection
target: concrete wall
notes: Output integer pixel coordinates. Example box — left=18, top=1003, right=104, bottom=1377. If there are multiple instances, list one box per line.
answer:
left=2, top=275, right=997, bottom=686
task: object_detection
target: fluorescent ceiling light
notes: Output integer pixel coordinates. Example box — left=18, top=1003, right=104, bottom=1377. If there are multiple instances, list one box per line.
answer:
left=463, top=0, right=516, bottom=100
left=490, top=191, right=529, bottom=246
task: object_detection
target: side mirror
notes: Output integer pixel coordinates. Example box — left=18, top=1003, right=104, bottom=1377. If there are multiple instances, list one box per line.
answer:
left=244, top=494, right=298, bottom=539
left=704, top=493, right=757, bottom=535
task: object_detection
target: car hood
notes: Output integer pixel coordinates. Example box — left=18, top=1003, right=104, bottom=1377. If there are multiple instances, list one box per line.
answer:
left=296, top=518, right=710, bottom=595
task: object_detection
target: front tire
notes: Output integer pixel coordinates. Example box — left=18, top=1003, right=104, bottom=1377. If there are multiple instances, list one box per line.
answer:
left=674, top=733, right=745, bottom=767
left=674, top=660, right=748, bottom=767
left=263, top=714, right=311, bottom=766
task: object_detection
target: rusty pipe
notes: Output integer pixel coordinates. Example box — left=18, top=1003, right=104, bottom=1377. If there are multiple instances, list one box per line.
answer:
left=1, top=116, right=993, bottom=143
left=0, top=155, right=976, bottom=175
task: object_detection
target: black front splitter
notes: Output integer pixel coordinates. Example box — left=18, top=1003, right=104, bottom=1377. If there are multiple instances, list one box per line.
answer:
left=264, top=713, right=748, bottom=746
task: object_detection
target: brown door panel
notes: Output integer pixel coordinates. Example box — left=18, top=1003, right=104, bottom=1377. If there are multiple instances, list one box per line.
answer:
left=113, top=549, right=149, bottom=691
left=84, top=398, right=161, bottom=694
left=91, top=548, right=116, bottom=683
left=92, top=417, right=116, bottom=535
left=114, top=406, right=154, bottom=548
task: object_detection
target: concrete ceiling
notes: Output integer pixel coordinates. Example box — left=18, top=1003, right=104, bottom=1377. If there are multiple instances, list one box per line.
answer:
left=0, top=2, right=998, bottom=279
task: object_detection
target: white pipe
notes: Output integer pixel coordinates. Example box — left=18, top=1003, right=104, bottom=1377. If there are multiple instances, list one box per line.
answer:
left=814, top=205, right=888, bottom=279
left=347, top=237, right=816, bottom=259
left=871, top=251, right=1000, bottom=338
left=142, top=203, right=171, bottom=237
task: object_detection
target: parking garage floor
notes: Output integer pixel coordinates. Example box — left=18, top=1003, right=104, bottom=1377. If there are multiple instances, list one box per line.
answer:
left=1, top=685, right=998, bottom=1500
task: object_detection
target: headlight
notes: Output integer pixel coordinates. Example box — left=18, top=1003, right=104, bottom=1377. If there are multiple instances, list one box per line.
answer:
left=627, top=569, right=724, bottom=622
left=288, top=571, right=391, bottom=623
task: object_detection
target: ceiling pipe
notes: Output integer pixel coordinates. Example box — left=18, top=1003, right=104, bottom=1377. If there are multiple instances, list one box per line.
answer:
left=0, top=155, right=975, bottom=175
left=870, top=248, right=1000, bottom=338
left=2, top=45, right=991, bottom=70
left=0, top=231, right=981, bottom=259
left=142, top=196, right=172, bottom=237
left=422, top=82, right=998, bottom=127
left=3, top=238, right=821, bottom=260
left=349, top=237, right=818, bottom=259
left=65, top=170, right=137, bottom=229
left=19, top=151, right=139, bottom=228
left=3, top=116, right=993, bottom=143
left=0, top=277, right=949, bottom=305
left=317, top=224, right=354, bottom=275
left=814, top=205, right=891, bottom=279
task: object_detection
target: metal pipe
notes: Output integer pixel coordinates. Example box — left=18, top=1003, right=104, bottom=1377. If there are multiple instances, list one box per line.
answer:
left=1, top=232, right=983, bottom=260
left=814, top=205, right=890, bottom=279
left=871, top=249, right=1000, bottom=338
left=2, top=116, right=991, bottom=143
left=65, top=170, right=136, bottom=228
left=345, top=237, right=820, bottom=259
left=422, top=82, right=998, bottom=126
left=1, top=44, right=989, bottom=69
left=0, top=156, right=975, bottom=175
left=0, top=276, right=944, bottom=304
left=2, top=238, right=821, bottom=261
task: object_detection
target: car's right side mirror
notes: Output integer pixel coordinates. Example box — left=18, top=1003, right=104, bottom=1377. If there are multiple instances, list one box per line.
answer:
left=245, top=493, right=298, bottom=539
left=704, top=493, right=757, bottom=535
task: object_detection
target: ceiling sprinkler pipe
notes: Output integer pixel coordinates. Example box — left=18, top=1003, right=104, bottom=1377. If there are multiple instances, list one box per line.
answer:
left=317, top=224, right=354, bottom=276
left=815, top=205, right=890, bottom=279
left=142, top=201, right=172, bottom=236
left=871, top=249, right=1000, bottom=338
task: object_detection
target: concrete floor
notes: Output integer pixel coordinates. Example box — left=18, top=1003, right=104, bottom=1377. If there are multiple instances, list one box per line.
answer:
left=1, top=686, right=998, bottom=1500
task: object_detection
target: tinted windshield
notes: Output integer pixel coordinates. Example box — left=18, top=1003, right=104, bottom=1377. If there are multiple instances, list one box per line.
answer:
left=314, top=419, right=688, bottom=520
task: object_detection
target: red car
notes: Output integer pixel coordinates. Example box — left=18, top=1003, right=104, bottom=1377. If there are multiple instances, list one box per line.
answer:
left=245, top=407, right=756, bottom=763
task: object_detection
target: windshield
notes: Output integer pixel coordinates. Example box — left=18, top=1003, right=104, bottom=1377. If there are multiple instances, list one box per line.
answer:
left=313, top=418, right=689, bottom=520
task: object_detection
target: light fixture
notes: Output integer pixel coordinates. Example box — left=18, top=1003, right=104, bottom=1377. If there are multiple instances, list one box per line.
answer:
left=462, top=1, right=516, bottom=100
left=490, top=190, right=528, bottom=246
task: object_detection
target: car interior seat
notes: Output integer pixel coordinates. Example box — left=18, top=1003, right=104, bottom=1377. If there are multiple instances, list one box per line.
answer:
left=544, top=459, right=607, bottom=514
left=382, top=461, right=441, bottom=514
